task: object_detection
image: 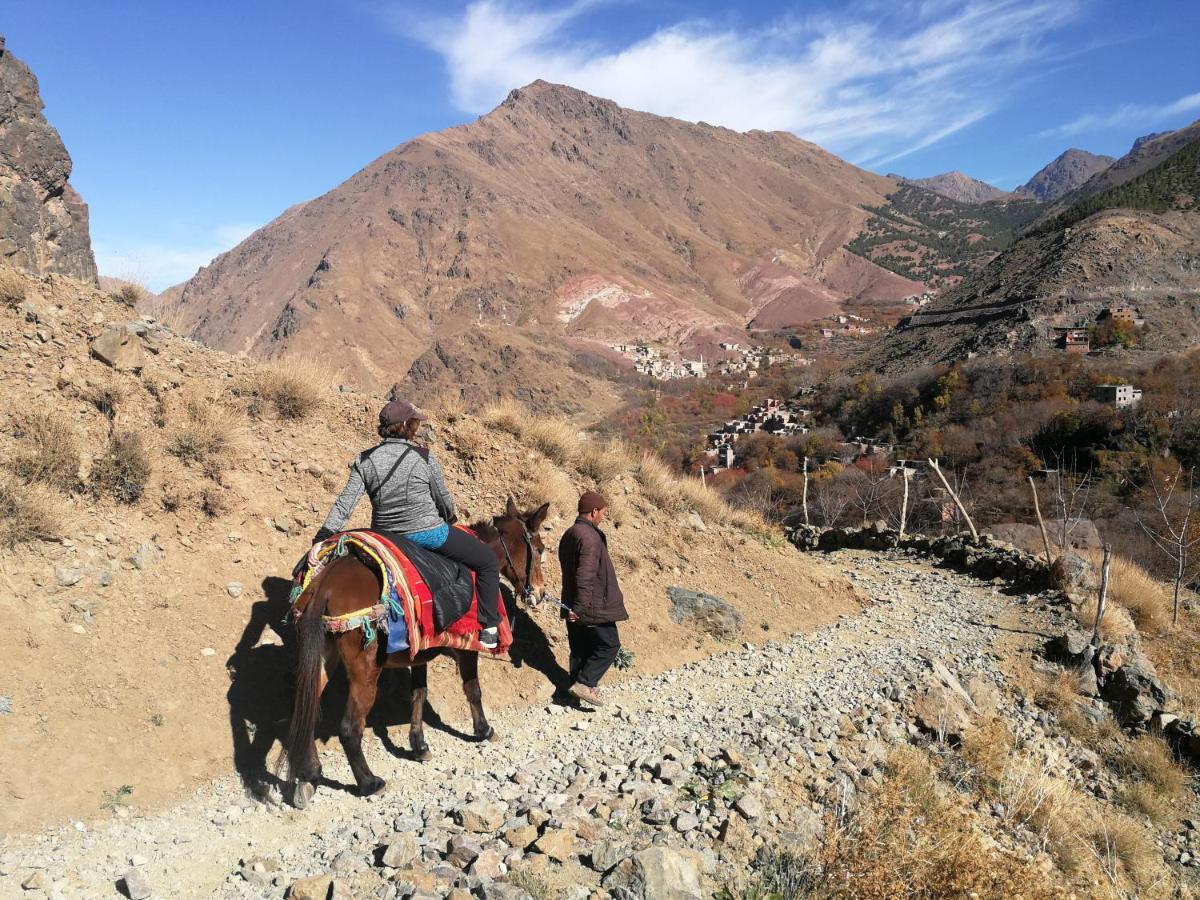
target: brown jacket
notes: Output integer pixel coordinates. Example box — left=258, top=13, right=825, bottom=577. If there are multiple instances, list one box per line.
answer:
left=559, top=517, right=628, bottom=625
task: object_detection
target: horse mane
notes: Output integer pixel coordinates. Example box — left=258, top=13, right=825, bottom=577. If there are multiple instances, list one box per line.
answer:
left=469, top=518, right=503, bottom=542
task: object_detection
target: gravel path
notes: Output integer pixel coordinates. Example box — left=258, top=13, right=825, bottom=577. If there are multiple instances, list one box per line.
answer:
left=0, top=551, right=1047, bottom=899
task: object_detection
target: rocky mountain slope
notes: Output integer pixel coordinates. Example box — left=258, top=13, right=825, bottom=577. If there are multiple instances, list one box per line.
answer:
left=1015, top=148, right=1115, bottom=202
left=909, top=171, right=1011, bottom=204
left=0, top=265, right=856, bottom=836
left=862, top=126, right=1200, bottom=372
left=145, top=81, right=919, bottom=400
left=0, top=36, right=96, bottom=282
left=1040, top=119, right=1200, bottom=221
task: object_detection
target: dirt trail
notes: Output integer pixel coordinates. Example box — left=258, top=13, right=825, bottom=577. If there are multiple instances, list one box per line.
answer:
left=0, top=551, right=1052, bottom=898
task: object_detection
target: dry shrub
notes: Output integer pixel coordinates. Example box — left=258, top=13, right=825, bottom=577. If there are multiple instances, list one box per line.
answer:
left=82, top=380, right=125, bottom=421
left=524, top=469, right=578, bottom=523
left=1086, top=551, right=1172, bottom=633
left=0, top=479, right=60, bottom=548
left=576, top=437, right=633, bottom=484
left=167, top=393, right=243, bottom=477
left=808, top=747, right=1061, bottom=899
left=247, top=357, right=328, bottom=420
left=676, top=472, right=730, bottom=523
left=198, top=486, right=227, bottom=519
left=1027, top=667, right=1105, bottom=739
left=635, top=452, right=684, bottom=511
left=523, top=417, right=578, bottom=466
left=9, top=413, right=80, bottom=491
left=445, top=418, right=490, bottom=461
left=109, top=284, right=143, bottom=307
left=0, top=265, right=26, bottom=308
left=1108, top=734, right=1189, bottom=825
left=430, top=389, right=468, bottom=424
left=1074, top=592, right=1136, bottom=644
left=961, top=716, right=1014, bottom=783
left=89, top=432, right=150, bottom=503
left=160, top=481, right=185, bottom=512
left=480, top=398, right=524, bottom=436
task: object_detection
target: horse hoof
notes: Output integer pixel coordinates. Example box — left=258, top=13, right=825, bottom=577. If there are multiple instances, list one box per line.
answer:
left=415, top=749, right=433, bottom=762
left=483, top=727, right=498, bottom=743
left=361, top=776, right=386, bottom=797
left=293, top=781, right=315, bottom=809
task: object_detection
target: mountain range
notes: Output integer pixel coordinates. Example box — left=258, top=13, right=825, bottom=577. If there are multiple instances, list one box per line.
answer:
left=146, top=81, right=922, bottom=400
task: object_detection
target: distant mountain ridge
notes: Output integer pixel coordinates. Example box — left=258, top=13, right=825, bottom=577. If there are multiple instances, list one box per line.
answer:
left=909, top=171, right=1010, bottom=204
left=147, top=80, right=920, bottom=403
left=860, top=121, right=1200, bottom=373
left=1015, top=149, right=1114, bottom=202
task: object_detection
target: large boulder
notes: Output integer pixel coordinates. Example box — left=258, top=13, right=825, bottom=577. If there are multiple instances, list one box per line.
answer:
left=909, top=658, right=977, bottom=742
left=0, top=37, right=97, bottom=281
left=667, top=587, right=743, bottom=640
left=1050, top=553, right=1098, bottom=602
left=1101, top=658, right=1168, bottom=726
left=90, top=324, right=146, bottom=371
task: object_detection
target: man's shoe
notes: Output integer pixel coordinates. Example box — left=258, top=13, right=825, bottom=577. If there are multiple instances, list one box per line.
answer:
left=479, top=627, right=500, bottom=650
left=568, top=683, right=604, bottom=706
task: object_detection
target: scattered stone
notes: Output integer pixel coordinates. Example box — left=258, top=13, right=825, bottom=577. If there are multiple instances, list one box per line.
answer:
left=287, top=873, right=334, bottom=900
left=734, top=795, right=763, bottom=820
left=457, top=800, right=506, bottom=833
left=21, top=870, right=47, bottom=891
left=532, top=827, right=577, bottom=861
left=226, top=581, right=244, bottom=598
left=119, top=868, right=152, bottom=900
left=131, top=542, right=163, bottom=570
left=1102, top=658, right=1169, bottom=726
left=666, top=587, right=743, bottom=640
left=54, top=565, right=82, bottom=587
left=200, top=647, right=216, bottom=657
left=1049, top=554, right=1097, bottom=601
left=90, top=324, right=145, bottom=372
left=380, top=835, right=420, bottom=868
left=630, top=847, right=702, bottom=900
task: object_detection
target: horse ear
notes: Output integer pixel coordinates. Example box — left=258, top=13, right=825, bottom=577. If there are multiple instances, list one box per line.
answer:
left=528, top=502, right=550, bottom=531
left=505, top=496, right=520, bottom=519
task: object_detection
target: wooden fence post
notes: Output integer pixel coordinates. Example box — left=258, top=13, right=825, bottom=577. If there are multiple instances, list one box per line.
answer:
left=1092, top=544, right=1112, bottom=646
left=1029, top=476, right=1054, bottom=566
left=928, top=459, right=979, bottom=542
left=802, top=456, right=811, bottom=527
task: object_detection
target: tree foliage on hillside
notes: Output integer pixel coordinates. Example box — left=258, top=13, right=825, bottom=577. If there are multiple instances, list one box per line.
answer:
left=1044, top=136, right=1200, bottom=232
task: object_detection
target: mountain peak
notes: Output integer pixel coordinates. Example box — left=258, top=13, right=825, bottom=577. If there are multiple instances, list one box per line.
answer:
left=1015, top=148, right=1114, bottom=202
left=909, top=171, right=1010, bottom=204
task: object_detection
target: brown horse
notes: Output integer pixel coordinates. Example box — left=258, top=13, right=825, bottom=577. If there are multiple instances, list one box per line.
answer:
left=282, top=499, right=550, bottom=808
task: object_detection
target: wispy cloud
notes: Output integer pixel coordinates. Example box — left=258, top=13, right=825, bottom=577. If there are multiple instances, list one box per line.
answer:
left=395, top=0, right=1079, bottom=163
left=94, top=222, right=259, bottom=293
left=1041, top=90, right=1200, bottom=138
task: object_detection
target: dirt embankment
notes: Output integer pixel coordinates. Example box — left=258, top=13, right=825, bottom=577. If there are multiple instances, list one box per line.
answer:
left=0, top=269, right=857, bottom=834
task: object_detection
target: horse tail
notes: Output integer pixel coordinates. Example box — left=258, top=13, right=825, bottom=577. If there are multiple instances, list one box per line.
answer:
left=280, top=563, right=333, bottom=782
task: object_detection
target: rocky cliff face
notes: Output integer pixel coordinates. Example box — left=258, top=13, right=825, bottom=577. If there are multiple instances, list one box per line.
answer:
left=0, top=36, right=96, bottom=282
left=1015, top=148, right=1114, bottom=202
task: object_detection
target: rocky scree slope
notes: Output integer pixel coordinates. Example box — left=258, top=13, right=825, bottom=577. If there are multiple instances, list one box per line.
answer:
left=0, top=266, right=855, bottom=835
left=1015, top=148, right=1115, bottom=203
left=2, top=548, right=1195, bottom=898
left=0, top=35, right=96, bottom=282
left=146, top=81, right=919, bottom=400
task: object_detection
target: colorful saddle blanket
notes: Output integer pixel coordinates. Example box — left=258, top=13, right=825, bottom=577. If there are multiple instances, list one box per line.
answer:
left=290, top=528, right=512, bottom=658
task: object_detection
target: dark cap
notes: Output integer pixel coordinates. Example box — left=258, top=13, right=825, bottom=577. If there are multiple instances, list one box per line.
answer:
left=578, top=491, right=609, bottom=515
left=379, top=399, right=427, bottom=427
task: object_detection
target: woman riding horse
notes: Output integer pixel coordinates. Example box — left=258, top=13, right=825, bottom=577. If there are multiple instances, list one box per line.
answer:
left=314, top=399, right=501, bottom=649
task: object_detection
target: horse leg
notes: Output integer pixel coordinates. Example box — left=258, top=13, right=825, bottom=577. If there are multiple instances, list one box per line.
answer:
left=292, top=644, right=337, bottom=809
left=457, top=651, right=496, bottom=742
left=338, top=639, right=386, bottom=797
left=409, top=664, right=432, bottom=761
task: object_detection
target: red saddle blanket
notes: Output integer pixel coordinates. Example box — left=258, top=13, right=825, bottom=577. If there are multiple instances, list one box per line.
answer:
left=304, top=528, right=513, bottom=659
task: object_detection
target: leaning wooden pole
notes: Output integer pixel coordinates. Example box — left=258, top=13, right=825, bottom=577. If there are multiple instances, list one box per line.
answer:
left=802, top=456, right=811, bottom=527
left=1092, top=543, right=1112, bottom=646
left=928, top=458, right=979, bottom=542
left=1029, top=476, right=1054, bottom=566
left=899, top=467, right=911, bottom=539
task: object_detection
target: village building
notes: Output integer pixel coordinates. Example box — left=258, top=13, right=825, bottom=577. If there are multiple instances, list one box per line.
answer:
left=1059, top=328, right=1090, bottom=354
left=1092, top=384, right=1143, bottom=407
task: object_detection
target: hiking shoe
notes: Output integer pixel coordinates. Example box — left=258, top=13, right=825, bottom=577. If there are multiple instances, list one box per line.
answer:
left=568, top=683, right=604, bottom=706
left=478, top=627, right=499, bottom=650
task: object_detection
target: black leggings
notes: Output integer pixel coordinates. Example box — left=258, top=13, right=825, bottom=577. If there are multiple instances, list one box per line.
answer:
left=436, top=527, right=500, bottom=628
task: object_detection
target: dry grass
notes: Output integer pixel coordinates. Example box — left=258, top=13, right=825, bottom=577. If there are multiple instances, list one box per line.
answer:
left=1142, top=619, right=1200, bottom=721
left=1073, top=592, right=1137, bottom=644
left=523, top=417, right=579, bottom=466
left=635, top=452, right=729, bottom=522
left=246, top=357, right=328, bottom=420
left=89, top=432, right=151, bottom=503
left=0, top=265, right=26, bottom=308
left=802, top=747, right=1063, bottom=899
left=1108, top=734, right=1189, bottom=825
left=9, top=413, right=80, bottom=492
left=0, top=479, right=60, bottom=548
left=480, top=397, right=524, bottom=436
left=523, top=469, right=578, bottom=523
left=166, top=393, right=244, bottom=478
left=1085, top=551, right=1173, bottom=634
left=108, top=284, right=143, bottom=307
left=961, top=716, right=1014, bottom=783
left=576, top=437, right=633, bottom=484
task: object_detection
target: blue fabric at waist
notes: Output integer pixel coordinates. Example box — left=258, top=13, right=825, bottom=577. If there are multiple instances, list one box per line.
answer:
left=404, top=522, right=449, bottom=549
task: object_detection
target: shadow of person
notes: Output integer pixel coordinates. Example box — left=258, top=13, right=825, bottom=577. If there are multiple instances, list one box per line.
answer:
left=224, top=575, right=301, bottom=800
left=502, top=584, right=571, bottom=694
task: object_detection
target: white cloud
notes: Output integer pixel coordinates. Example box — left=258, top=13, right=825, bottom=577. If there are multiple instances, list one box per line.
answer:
left=1041, top=90, right=1200, bottom=138
left=94, top=222, right=261, bottom=293
left=400, top=0, right=1079, bottom=162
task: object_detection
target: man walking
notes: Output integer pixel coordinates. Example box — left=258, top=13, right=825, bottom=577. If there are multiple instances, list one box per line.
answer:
left=558, top=491, right=628, bottom=706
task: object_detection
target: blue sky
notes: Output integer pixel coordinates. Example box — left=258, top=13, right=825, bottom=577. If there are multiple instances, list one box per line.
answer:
left=5, top=1, right=1198, bottom=290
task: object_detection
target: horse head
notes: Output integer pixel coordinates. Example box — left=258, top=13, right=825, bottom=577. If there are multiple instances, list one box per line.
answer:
left=493, top=497, right=551, bottom=604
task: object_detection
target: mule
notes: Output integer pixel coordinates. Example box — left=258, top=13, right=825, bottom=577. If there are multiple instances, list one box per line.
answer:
left=282, top=499, right=550, bottom=807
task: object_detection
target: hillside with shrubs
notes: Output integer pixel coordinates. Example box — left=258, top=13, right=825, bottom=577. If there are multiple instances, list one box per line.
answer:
left=0, top=263, right=857, bottom=832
